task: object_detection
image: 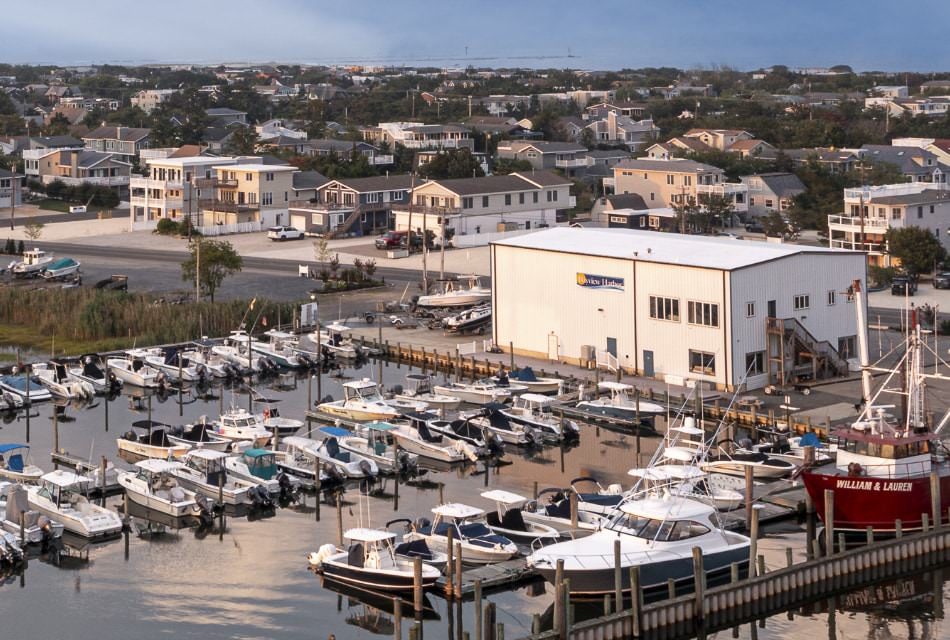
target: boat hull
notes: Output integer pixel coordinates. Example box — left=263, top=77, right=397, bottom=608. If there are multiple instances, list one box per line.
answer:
left=319, top=557, right=440, bottom=592
left=117, top=439, right=190, bottom=460
left=391, top=434, right=467, bottom=463
left=701, top=460, right=794, bottom=479
left=317, top=402, right=399, bottom=422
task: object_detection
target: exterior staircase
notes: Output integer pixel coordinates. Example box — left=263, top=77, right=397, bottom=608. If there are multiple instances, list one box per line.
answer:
left=766, top=317, right=849, bottom=387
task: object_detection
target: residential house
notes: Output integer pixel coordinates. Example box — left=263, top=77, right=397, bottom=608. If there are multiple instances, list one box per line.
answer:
left=289, top=174, right=413, bottom=236
left=391, top=171, right=573, bottom=245
left=26, top=135, right=84, bottom=152
left=290, top=170, right=328, bottom=204
left=255, top=119, right=307, bottom=141
left=416, top=149, right=489, bottom=175
left=463, top=116, right=523, bottom=136
left=0, top=169, right=23, bottom=209
left=882, top=97, right=950, bottom=119
left=474, top=95, right=531, bottom=116
left=741, top=172, right=806, bottom=217
left=256, top=136, right=311, bottom=155
left=683, top=129, right=754, bottom=151
left=828, top=183, right=950, bottom=266
left=303, top=139, right=394, bottom=166
left=360, top=122, right=474, bottom=151
left=558, top=116, right=587, bottom=142
left=921, top=80, right=950, bottom=94
left=45, top=104, right=88, bottom=126
left=25, top=149, right=132, bottom=193
left=584, top=112, right=659, bottom=150
left=82, top=126, right=151, bottom=164
left=202, top=127, right=236, bottom=153
left=582, top=149, right=633, bottom=178
left=201, top=163, right=298, bottom=228
left=644, top=137, right=713, bottom=160
left=205, top=108, right=248, bottom=126
left=609, top=157, right=748, bottom=214
left=591, top=193, right=676, bottom=230
left=726, top=138, right=778, bottom=159
left=496, top=141, right=589, bottom=174
left=584, top=101, right=648, bottom=121
left=783, top=147, right=858, bottom=174
left=859, top=145, right=948, bottom=183
left=871, top=85, right=908, bottom=99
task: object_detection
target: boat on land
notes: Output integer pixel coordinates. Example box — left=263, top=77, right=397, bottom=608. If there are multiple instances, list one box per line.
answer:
left=26, top=470, right=123, bottom=538
left=416, top=275, right=491, bottom=309
left=10, top=248, right=54, bottom=277
left=442, top=304, right=491, bottom=333
left=406, top=503, right=519, bottom=565
left=308, top=528, right=442, bottom=592
left=40, top=257, right=80, bottom=280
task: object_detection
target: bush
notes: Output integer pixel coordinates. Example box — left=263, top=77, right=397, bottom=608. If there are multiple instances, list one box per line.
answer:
left=155, top=218, right=180, bottom=235
left=869, top=265, right=896, bottom=288
left=16, top=240, right=24, bottom=255
left=2, top=239, right=12, bottom=254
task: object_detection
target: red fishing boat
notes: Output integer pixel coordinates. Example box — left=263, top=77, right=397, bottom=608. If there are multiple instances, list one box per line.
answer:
left=801, top=281, right=950, bottom=535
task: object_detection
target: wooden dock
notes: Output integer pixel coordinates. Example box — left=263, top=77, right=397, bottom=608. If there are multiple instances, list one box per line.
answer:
left=434, top=558, right=538, bottom=598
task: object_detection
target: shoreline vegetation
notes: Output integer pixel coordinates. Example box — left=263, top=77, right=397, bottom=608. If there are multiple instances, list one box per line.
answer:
left=0, top=288, right=298, bottom=359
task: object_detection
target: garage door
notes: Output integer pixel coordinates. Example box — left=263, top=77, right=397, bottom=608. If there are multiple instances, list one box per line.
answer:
left=291, top=214, right=307, bottom=231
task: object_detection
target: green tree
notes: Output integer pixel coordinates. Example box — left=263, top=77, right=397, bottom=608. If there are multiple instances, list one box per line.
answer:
left=885, top=227, right=946, bottom=275
left=22, top=222, right=44, bottom=243
left=180, top=239, right=243, bottom=302
left=43, top=113, right=71, bottom=137
left=225, top=126, right=259, bottom=155
left=761, top=211, right=788, bottom=238
left=671, top=197, right=701, bottom=234
left=492, top=158, right=533, bottom=175
left=418, top=149, right=484, bottom=179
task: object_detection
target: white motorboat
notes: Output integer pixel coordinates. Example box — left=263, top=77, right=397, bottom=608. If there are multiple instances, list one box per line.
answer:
left=107, top=352, right=165, bottom=388
left=0, top=530, right=23, bottom=566
left=40, top=257, right=80, bottom=280
left=740, top=432, right=835, bottom=466
left=261, top=406, right=305, bottom=437
left=338, top=422, right=419, bottom=475
left=181, top=346, right=239, bottom=378
left=627, top=465, right=744, bottom=512
left=172, top=450, right=262, bottom=506
left=480, top=490, right=560, bottom=544
left=212, top=331, right=277, bottom=373
left=317, top=379, right=401, bottom=422
left=224, top=448, right=286, bottom=495
left=393, top=374, right=461, bottom=413
left=406, top=503, right=519, bottom=565
left=285, top=433, right=378, bottom=480
left=117, top=428, right=190, bottom=460
left=499, top=367, right=563, bottom=394
left=416, top=275, right=492, bottom=309
left=409, top=414, right=504, bottom=457
left=308, top=528, right=442, bottom=592
left=0, top=374, right=52, bottom=402
left=10, top=248, right=54, bottom=277
left=520, top=489, right=603, bottom=538
left=308, top=323, right=362, bottom=360
left=1, top=483, right=64, bottom=543
left=464, top=406, right=539, bottom=447
left=442, top=304, right=491, bottom=333
left=575, top=381, right=666, bottom=420
left=527, top=495, right=751, bottom=596
left=389, top=421, right=478, bottom=463
left=700, top=451, right=797, bottom=479
left=166, top=421, right=232, bottom=452
left=118, top=459, right=212, bottom=519
left=0, top=444, right=43, bottom=483
left=31, top=361, right=95, bottom=399
left=253, top=330, right=305, bottom=368
left=143, top=348, right=208, bottom=383
left=26, top=470, right=123, bottom=538
left=67, top=354, right=120, bottom=394
left=500, top=393, right=580, bottom=442
left=211, top=408, right=271, bottom=447
left=432, top=381, right=519, bottom=405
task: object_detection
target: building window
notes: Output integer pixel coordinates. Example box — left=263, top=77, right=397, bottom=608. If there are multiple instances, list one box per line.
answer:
left=505, top=194, right=511, bottom=206
left=519, top=193, right=525, bottom=204
left=262, top=192, right=273, bottom=205
left=389, top=191, right=401, bottom=201
left=684, top=175, right=692, bottom=186
left=245, top=173, right=252, bottom=181
left=746, top=301, right=755, bottom=318
left=650, top=192, right=655, bottom=201
left=689, top=350, right=716, bottom=375
left=552, top=190, right=558, bottom=202
left=649, top=216, right=659, bottom=228
left=267, top=172, right=275, bottom=181
left=918, top=206, right=924, bottom=219
left=462, top=197, right=473, bottom=209
left=838, top=335, right=856, bottom=359
left=366, top=192, right=381, bottom=204
left=931, top=205, right=936, bottom=214
left=482, top=196, right=489, bottom=207
left=533, top=192, right=539, bottom=203
left=639, top=217, right=646, bottom=227
left=745, top=351, right=765, bottom=376
left=765, top=199, right=774, bottom=209
left=687, top=301, right=719, bottom=327
left=892, top=207, right=901, bottom=220
left=750, top=197, right=755, bottom=206
left=793, top=294, right=809, bottom=310
left=649, top=296, right=680, bottom=321
left=827, top=290, right=836, bottom=306
left=666, top=174, right=674, bottom=185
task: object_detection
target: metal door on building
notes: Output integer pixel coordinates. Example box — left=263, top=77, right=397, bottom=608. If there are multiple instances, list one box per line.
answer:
left=606, top=337, right=617, bottom=357
left=767, top=300, right=776, bottom=318
left=547, top=333, right=559, bottom=361
left=643, top=350, right=654, bottom=377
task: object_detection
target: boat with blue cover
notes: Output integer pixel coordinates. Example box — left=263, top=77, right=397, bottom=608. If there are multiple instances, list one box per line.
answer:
left=0, top=374, right=52, bottom=402
left=0, top=444, right=43, bottom=483
left=405, top=503, right=519, bottom=565
left=41, top=257, right=80, bottom=280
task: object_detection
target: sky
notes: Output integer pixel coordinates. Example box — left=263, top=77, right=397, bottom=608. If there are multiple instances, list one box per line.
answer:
left=2, top=1, right=949, bottom=72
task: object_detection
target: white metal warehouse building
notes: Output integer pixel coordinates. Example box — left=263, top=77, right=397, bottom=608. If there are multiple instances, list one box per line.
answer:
left=491, top=227, right=867, bottom=391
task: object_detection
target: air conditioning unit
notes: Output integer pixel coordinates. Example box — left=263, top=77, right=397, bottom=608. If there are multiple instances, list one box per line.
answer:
left=580, top=345, right=596, bottom=361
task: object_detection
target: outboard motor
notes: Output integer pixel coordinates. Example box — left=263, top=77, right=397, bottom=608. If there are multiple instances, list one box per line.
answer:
left=249, top=485, right=274, bottom=510
left=396, top=450, right=418, bottom=476
left=195, top=495, right=216, bottom=526
left=358, top=459, right=375, bottom=478
left=276, top=471, right=298, bottom=503
left=524, top=427, right=541, bottom=448
left=485, top=431, right=505, bottom=457
left=37, top=514, right=55, bottom=544
left=195, top=363, right=207, bottom=382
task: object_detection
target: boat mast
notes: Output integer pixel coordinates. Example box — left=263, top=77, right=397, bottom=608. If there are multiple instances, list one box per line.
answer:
left=852, top=279, right=873, bottom=405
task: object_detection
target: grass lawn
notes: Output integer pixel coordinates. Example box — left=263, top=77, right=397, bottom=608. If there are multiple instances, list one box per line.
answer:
left=0, top=324, right=130, bottom=358
left=33, top=199, right=106, bottom=214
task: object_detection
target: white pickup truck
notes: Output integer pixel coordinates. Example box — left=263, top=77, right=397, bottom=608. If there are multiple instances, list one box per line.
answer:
left=267, top=225, right=304, bottom=241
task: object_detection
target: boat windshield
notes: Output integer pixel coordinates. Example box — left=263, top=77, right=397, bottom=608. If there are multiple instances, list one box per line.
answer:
left=835, top=436, right=929, bottom=459
left=610, top=514, right=710, bottom=541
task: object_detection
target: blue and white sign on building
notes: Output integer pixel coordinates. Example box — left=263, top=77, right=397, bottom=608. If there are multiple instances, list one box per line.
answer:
left=576, top=272, right=625, bottom=291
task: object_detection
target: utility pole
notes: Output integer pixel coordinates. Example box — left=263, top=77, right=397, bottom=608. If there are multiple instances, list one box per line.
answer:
left=195, top=238, right=201, bottom=303
left=8, top=169, right=17, bottom=231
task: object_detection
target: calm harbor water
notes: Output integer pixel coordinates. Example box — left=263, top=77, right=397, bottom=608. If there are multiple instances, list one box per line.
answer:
left=0, top=356, right=945, bottom=640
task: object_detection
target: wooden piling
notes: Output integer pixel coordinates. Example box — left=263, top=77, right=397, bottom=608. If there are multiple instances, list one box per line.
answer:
left=454, top=542, right=463, bottom=598
left=629, top=567, right=642, bottom=638
left=393, top=597, right=402, bottom=640
left=744, top=466, right=754, bottom=531
left=692, top=546, right=705, bottom=619
left=446, top=526, right=455, bottom=598
left=786, top=547, right=793, bottom=568
left=823, top=489, right=835, bottom=555
left=667, top=578, right=676, bottom=600
left=336, top=494, right=343, bottom=546
left=413, top=556, right=423, bottom=614
left=474, top=579, right=483, bottom=640
left=484, top=602, right=496, bottom=640
left=614, top=538, right=622, bottom=606
left=569, top=492, right=578, bottom=530
left=896, top=519, right=903, bottom=538
left=749, top=506, right=759, bottom=576
left=932, top=471, right=941, bottom=528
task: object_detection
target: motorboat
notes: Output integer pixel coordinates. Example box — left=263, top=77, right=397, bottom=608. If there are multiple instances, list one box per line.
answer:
left=566, top=477, right=626, bottom=519
left=1, top=483, right=64, bottom=543
left=0, top=373, right=52, bottom=402
left=308, top=528, right=442, bottom=592
left=575, top=381, right=666, bottom=420
left=212, top=408, right=272, bottom=447
left=0, top=393, right=23, bottom=412
left=526, top=494, right=751, bottom=597
left=498, top=367, right=562, bottom=394
left=432, top=381, right=518, bottom=406
left=284, top=433, right=378, bottom=480
left=117, top=428, right=190, bottom=460
left=225, top=448, right=300, bottom=498
left=10, top=248, right=54, bottom=277
left=338, top=422, right=419, bottom=475
left=519, top=489, right=603, bottom=538
left=26, top=470, right=123, bottom=538
left=500, top=393, right=579, bottom=442
left=480, top=490, right=560, bottom=544
left=261, top=406, right=305, bottom=437
left=384, top=396, right=430, bottom=416
left=31, top=361, right=95, bottom=399
left=0, top=530, right=23, bottom=566
left=265, top=440, right=331, bottom=489
left=317, top=379, right=401, bottom=422
left=389, top=420, right=478, bottom=463
left=142, top=348, right=209, bottom=383
left=0, top=444, right=43, bottom=483
left=166, top=421, right=231, bottom=452
left=253, top=330, right=306, bottom=368
left=393, top=374, right=461, bottom=413
left=67, top=354, right=120, bottom=394
left=627, top=465, right=744, bottom=512
left=310, top=323, right=362, bottom=360
left=172, top=450, right=265, bottom=507
left=107, top=352, right=166, bottom=388
left=416, top=275, right=491, bottom=309
left=700, top=449, right=797, bottom=479
left=181, top=345, right=240, bottom=378
left=40, top=257, right=80, bottom=280
left=742, top=431, right=835, bottom=466
left=405, top=413, right=503, bottom=458
left=406, top=503, right=518, bottom=565
left=117, top=459, right=211, bottom=519
left=442, top=304, right=491, bottom=333
left=211, top=331, right=278, bottom=373
left=464, top=405, right=539, bottom=447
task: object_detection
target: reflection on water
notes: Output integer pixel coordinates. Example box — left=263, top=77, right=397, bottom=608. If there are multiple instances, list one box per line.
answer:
left=0, top=358, right=943, bottom=639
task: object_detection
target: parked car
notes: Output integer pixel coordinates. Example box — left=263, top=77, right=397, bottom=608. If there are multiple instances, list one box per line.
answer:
left=375, top=230, right=424, bottom=250
left=934, top=272, right=950, bottom=289
left=891, top=276, right=918, bottom=296
left=744, top=219, right=764, bottom=233
left=267, top=226, right=304, bottom=241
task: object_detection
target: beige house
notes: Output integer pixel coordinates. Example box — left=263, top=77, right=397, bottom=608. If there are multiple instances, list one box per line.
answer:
left=202, top=164, right=298, bottom=227
left=683, top=129, right=754, bottom=151
left=26, top=149, right=131, bottom=191
left=609, top=157, right=748, bottom=214
left=130, top=89, right=178, bottom=114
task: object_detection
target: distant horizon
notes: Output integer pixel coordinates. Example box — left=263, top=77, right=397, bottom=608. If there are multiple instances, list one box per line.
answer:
left=3, top=0, right=950, bottom=74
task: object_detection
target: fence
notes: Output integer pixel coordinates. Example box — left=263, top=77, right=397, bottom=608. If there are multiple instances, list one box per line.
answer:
left=453, top=228, right=541, bottom=248
left=197, top=221, right=263, bottom=236
left=457, top=339, right=495, bottom=356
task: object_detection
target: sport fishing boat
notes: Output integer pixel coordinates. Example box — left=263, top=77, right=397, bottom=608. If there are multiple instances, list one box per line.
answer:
left=527, top=494, right=751, bottom=596
left=575, top=381, right=666, bottom=420
left=627, top=465, right=744, bottom=512
left=393, top=374, right=462, bottom=413
left=1, top=483, right=64, bottom=543
left=311, top=323, right=363, bottom=360
left=31, top=361, right=95, bottom=399
left=67, top=354, right=120, bottom=394
left=308, top=528, right=442, bottom=592
left=802, top=281, right=950, bottom=535
left=406, top=503, right=519, bottom=565
left=0, top=373, right=53, bottom=402
left=0, top=444, right=43, bottom=483
left=212, top=408, right=272, bottom=447
left=480, top=490, right=560, bottom=544
left=117, top=428, right=191, bottom=460
left=337, top=422, right=419, bottom=475
left=317, top=379, right=401, bottom=422
left=117, top=460, right=211, bottom=519
left=26, top=470, right=123, bottom=538
left=416, top=275, right=491, bottom=309
left=107, top=352, right=166, bottom=388
left=10, top=248, right=54, bottom=277
left=166, top=421, right=231, bottom=452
